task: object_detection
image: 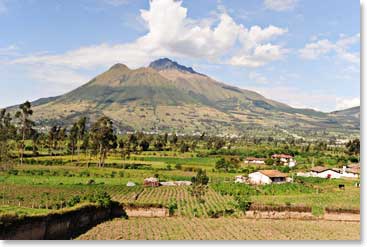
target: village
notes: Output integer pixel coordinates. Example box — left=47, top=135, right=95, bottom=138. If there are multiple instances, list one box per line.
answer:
left=135, top=154, right=360, bottom=188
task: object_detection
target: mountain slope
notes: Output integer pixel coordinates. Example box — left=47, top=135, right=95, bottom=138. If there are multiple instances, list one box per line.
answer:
left=15, top=58, right=359, bottom=134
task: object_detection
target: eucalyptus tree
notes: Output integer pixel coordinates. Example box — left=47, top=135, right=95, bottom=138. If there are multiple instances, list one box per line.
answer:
left=77, top=117, right=87, bottom=161
left=15, top=101, right=34, bottom=165
left=90, top=116, right=117, bottom=167
left=0, top=109, right=15, bottom=164
left=68, top=123, right=78, bottom=162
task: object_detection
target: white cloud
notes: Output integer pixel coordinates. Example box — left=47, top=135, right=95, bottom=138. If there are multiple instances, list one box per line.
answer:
left=264, top=0, right=297, bottom=11
left=336, top=97, right=360, bottom=110
left=29, top=65, right=90, bottom=86
left=299, top=33, right=360, bottom=64
left=229, top=43, right=287, bottom=67
left=11, top=0, right=288, bottom=75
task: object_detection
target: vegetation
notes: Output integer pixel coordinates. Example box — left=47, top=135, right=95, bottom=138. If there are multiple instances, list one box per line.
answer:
left=0, top=101, right=360, bottom=240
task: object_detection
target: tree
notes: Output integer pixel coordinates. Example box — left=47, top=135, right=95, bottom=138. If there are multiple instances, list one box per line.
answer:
left=265, top=158, right=274, bottom=166
left=139, top=139, right=150, bottom=151
left=179, top=142, right=189, bottom=153
left=346, top=139, right=360, bottom=156
left=77, top=117, right=87, bottom=161
left=0, top=109, right=15, bottom=165
left=171, top=133, right=178, bottom=146
left=68, top=123, right=78, bottom=162
left=15, top=101, right=34, bottom=165
left=215, top=157, right=239, bottom=172
left=190, top=169, right=209, bottom=203
left=90, top=117, right=117, bottom=167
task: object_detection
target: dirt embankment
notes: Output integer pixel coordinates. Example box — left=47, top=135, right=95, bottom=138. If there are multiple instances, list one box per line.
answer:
left=246, top=205, right=360, bottom=221
left=0, top=202, right=126, bottom=240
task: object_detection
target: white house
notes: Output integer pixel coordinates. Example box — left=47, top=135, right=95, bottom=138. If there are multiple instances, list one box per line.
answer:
left=271, top=154, right=297, bottom=167
left=340, top=166, right=360, bottom=178
left=300, top=166, right=342, bottom=179
left=297, top=165, right=360, bottom=179
left=244, top=157, right=266, bottom=165
left=248, top=170, right=288, bottom=185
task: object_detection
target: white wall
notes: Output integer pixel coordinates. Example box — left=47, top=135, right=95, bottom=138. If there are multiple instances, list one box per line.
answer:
left=248, top=172, right=272, bottom=185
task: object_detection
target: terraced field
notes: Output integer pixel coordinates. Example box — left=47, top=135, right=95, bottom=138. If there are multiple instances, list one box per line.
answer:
left=77, top=217, right=360, bottom=240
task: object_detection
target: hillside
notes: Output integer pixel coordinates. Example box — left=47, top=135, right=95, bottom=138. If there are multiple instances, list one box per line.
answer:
left=10, top=58, right=360, bottom=134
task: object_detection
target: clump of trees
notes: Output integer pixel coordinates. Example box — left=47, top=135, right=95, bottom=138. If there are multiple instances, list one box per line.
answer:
left=190, top=169, right=209, bottom=203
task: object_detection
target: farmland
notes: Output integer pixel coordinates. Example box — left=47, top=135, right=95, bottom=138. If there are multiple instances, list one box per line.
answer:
left=0, top=103, right=361, bottom=240
left=77, top=217, right=360, bottom=240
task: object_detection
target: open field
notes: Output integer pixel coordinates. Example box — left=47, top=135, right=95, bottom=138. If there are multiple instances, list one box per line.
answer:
left=77, top=217, right=360, bottom=240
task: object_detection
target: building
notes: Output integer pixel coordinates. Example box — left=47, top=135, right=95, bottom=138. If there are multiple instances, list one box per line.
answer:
left=248, top=170, right=288, bottom=185
left=160, top=181, right=192, bottom=186
left=244, top=157, right=266, bottom=165
left=297, top=166, right=342, bottom=179
left=144, top=177, right=160, bottom=187
left=126, top=181, right=136, bottom=187
left=340, top=165, right=360, bottom=178
left=297, top=165, right=360, bottom=179
left=271, top=154, right=297, bottom=167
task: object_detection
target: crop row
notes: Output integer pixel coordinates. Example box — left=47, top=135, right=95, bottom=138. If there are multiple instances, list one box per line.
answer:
left=77, top=217, right=360, bottom=240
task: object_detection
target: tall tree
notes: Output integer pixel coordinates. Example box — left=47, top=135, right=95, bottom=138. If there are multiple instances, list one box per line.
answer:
left=15, top=101, right=34, bottom=165
left=68, top=123, right=78, bottom=162
left=0, top=109, right=15, bottom=166
left=77, top=117, right=87, bottom=161
left=90, top=117, right=117, bottom=167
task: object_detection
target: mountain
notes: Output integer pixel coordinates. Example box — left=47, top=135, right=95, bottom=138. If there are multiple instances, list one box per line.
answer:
left=329, top=106, right=360, bottom=129
left=11, top=58, right=360, bottom=134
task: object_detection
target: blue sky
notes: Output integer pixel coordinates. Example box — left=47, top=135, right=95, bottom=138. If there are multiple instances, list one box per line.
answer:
left=0, top=0, right=360, bottom=111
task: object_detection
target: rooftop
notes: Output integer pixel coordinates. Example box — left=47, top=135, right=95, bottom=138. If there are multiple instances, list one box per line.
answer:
left=258, top=170, right=288, bottom=178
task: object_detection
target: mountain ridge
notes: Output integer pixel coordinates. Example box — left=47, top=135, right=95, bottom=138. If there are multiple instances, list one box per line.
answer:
left=6, top=58, right=360, bottom=134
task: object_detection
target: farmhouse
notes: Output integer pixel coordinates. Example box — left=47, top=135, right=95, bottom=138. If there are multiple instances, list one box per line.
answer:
left=160, top=181, right=192, bottom=186
left=271, top=154, right=297, bottom=167
left=144, top=177, right=160, bottom=187
left=297, top=166, right=342, bottom=179
left=244, top=157, right=266, bottom=165
left=341, top=165, right=360, bottom=178
left=248, top=170, right=288, bottom=185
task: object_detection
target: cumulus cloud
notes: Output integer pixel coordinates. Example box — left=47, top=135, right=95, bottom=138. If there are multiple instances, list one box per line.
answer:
left=264, top=0, right=297, bottom=11
left=299, top=33, right=360, bottom=64
left=11, top=0, right=288, bottom=72
left=336, top=97, right=360, bottom=110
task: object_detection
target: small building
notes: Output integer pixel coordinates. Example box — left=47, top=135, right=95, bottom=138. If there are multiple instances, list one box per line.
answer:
left=126, top=181, right=136, bottom=187
left=271, top=154, right=297, bottom=167
left=244, top=157, right=266, bottom=165
left=248, top=170, right=288, bottom=185
left=297, top=165, right=359, bottom=179
left=144, top=177, right=160, bottom=187
left=341, top=166, right=360, bottom=178
left=160, top=181, right=192, bottom=186
left=309, top=166, right=342, bottom=179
